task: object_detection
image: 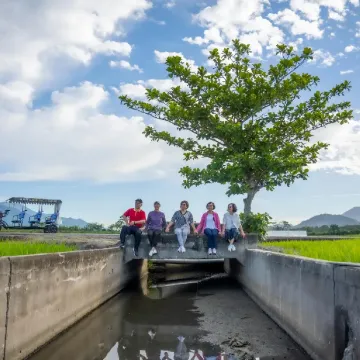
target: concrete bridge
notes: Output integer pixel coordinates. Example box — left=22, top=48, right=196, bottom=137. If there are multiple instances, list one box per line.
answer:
left=121, top=232, right=258, bottom=262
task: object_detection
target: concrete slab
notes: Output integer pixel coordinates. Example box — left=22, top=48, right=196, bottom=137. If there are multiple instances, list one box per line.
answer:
left=0, top=258, right=10, bottom=360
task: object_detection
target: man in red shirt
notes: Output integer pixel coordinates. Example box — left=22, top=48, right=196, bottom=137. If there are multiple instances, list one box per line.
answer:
left=120, top=199, right=146, bottom=257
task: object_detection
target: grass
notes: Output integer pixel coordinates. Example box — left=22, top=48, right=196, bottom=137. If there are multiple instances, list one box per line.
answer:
left=0, top=240, right=77, bottom=256
left=266, top=239, right=360, bottom=263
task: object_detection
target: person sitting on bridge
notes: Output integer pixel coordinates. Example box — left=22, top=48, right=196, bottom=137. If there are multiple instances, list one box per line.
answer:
left=120, top=199, right=146, bottom=257
left=196, top=202, right=221, bottom=256
left=221, top=203, right=246, bottom=252
left=146, top=201, right=167, bottom=257
left=165, top=201, right=197, bottom=253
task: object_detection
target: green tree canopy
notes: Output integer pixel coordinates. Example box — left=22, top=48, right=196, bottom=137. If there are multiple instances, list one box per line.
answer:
left=120, top=40, right=352, bottom=214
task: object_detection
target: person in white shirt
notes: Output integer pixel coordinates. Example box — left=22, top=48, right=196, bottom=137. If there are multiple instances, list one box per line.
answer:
left=221, top=203, right=246, bottom=252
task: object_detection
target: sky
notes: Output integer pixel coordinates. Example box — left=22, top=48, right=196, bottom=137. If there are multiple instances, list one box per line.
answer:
left=1, top=0, right=360, bottom=226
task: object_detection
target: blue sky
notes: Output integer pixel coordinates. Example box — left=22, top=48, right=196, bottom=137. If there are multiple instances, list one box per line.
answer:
left=1, top=0, right=360, bottom=225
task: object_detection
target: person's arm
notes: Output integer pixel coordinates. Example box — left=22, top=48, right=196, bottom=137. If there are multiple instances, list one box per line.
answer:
left=166, top=212, right=176, bottom=232
left=196, top=214, right=204, bottom=233
left=238, top=218, right=246, bottom=238
left=136, top=211, right=146, bottom=225
left=215, top=213, right=221, bottom=232
left=189, top=212, right=197, bottom=234
left=162, top=213, right=167, bottom=231
left=221, top=215, right=226, bottom=235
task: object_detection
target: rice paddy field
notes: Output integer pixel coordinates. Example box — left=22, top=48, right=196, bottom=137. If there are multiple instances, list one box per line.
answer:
left=0, top=240, right=77, bottom=256
left=266, top=239, right=360, bottom=263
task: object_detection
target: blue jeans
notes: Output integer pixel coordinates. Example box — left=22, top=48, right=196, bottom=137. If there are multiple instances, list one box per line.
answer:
left=204, top=228, right=219, bottom=249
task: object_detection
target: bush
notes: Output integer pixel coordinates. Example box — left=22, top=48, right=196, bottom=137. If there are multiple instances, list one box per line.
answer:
left=240, top=212, right=272, bottom=241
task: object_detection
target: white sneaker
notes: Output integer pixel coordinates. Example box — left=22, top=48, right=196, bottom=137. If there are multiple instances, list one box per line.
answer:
left=152, top=248, right=158, bottom=255
left=228, top=244, right=232, bottom=252
left=212, top=248, right=217, bottom=255
left=181, top=246, right=186, bottom=253
left=208, top=248, right=212, bottom=255
left=231, top=244, right=236, bottom=251
left=178, top=246, right=182, bottom=253
left=149, top=248, right=154, bottom=256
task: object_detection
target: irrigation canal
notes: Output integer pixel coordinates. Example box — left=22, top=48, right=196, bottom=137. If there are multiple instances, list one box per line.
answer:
left=28, top=263, right=310, bottom=360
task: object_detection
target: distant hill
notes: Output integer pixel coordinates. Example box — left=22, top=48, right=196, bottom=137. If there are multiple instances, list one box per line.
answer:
left=0, top=202, right=88, bottom=228
left=342, top=207, right=360, bottom=222
left=296, top=214, right=360, bottom=228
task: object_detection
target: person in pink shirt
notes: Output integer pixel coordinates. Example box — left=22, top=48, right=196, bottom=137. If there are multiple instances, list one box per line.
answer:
left=196, top=202, right=221, bottom=255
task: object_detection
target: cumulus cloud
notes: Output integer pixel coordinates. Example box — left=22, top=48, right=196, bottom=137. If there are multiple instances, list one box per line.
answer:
left=110, top=60, right=143, bottom=73
left=115, top=78, right=186, bottom=100
left=183, top=0, right=284, bottom=55
left=268, top=9, right=323, bottom=39
left=0, top=82, right=183, bottom=182
left=0, top=0, right=152, bottom=89
left=310, top=120, right=360, bottom=176
left=154, top=50, right=198, bottom=71
left=356, top=21, right=360, bottom=37
left=311, top=49, right=336, bottom=67
left=344, top=45, right=358, bottom=52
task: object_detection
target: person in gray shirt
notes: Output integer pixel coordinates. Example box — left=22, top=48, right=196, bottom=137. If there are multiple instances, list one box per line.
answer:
left=165, top=200, right=197, bottom=253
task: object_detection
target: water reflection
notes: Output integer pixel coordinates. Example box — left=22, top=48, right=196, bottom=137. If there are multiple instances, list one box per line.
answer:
left=29, top=269, right=309, bottom=360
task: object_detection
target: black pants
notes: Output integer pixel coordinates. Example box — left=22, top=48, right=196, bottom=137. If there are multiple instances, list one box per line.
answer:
left=147, top=229, right=161, bottom=247
left=120, top=225, right=142, bottom=250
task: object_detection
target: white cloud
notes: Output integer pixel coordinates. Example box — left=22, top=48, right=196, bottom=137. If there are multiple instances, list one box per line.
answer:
left=165, top=0, right=176, bottom=8
left=328, top=9, right=346, bottom=21
left=109, top=60, right=143, bottom=73
left=268, top=9, right=323, bottom=39
left=154, top=50, right=198, bottom=71
left=340, top=69, right=354, bottom=74
left=310, top=120, right=360, bottom=176
left=0, top=82, right=183, bottom=182
left=0, top=0, right=152, bottom=88
left=356, top=22, right=360, bottom=37
left=345, top=45, right=358, bottom=52
left=311, top=49, right=336, bottom=66
left=116, top=78, right=186, bottom=100
left=330, top=32, right=336, bottom=37
left=289, top=0, right=321, bottom=21
left=184, top=0, right=284, bottom=55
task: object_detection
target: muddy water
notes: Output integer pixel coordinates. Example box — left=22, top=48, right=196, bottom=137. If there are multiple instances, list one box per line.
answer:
left=28, top=264, right=310, bottom=360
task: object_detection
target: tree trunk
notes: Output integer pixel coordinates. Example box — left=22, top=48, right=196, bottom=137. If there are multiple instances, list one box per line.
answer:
left=243, top=189, right=257, bottom=215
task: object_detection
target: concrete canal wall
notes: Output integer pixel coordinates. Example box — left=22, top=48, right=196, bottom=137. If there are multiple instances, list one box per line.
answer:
left=0, top=249, right=145, bottom=360
left=226, top=247, right=360, bottom=360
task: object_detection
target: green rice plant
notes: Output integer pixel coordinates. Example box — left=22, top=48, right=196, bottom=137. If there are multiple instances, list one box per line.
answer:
left=266, top=239, right=360, bottom=263
left=0, top=241, right=77, bottom=257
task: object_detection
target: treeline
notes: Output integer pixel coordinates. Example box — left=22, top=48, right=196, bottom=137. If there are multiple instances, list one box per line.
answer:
left=298, top=224, right=360, bottom=236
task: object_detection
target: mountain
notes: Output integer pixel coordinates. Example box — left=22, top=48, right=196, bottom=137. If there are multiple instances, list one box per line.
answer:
left=296, top=214, right=360, bottom=228
left=0, top=202, right=88, bottom=228
left=342, top=207, right=360, bottom=222
left=61, top=217, right=88, bottom=228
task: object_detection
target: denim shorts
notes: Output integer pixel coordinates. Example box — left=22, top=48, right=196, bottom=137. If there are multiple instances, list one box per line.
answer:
left=225, top=228, right=239, bottom=241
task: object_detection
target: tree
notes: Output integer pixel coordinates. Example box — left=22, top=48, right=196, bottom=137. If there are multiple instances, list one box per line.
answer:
left=329, top=224, right=340, bottom=235
left=85, top=222, right=104, bottom=232
left=108, top=217, right=126, bottom=231
left=119, top=40, right=352, bottom=214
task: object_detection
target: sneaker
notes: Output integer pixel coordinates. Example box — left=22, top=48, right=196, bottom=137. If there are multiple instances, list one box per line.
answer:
left=149, top=248, right=154, bottom=257
left=212, top=248, right=217, bottom=255
left=227, top=244, right=232, bottom=252
left=120, top=243, right=125, bottom=249
left=178, top=247, right=182, bottom=253
left=133, top=248, right=139, bottom=257
left=152, top=248, right=158, bottom=255
left=231, top=244, right=236, bottom=251
left=208, top=248, right=212, bottom=255
left=181, top=246, right=186, bottom=253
